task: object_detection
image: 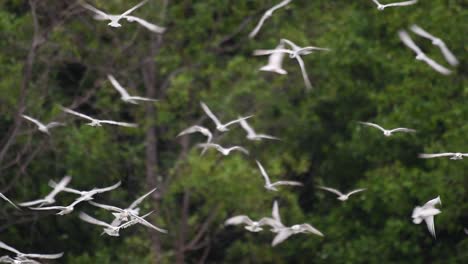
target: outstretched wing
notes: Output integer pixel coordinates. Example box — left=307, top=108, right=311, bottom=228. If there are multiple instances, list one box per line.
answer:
left=256, top=160, right=271, bottom=186
left=177, top=126, right=213, bottom=143
left=419, top=55, right=452, bottom=75
left=294, top=55, right=312, bottom=90
left=223, top=115, right=254, bottom=128
left=200, top=102, right=222, bottom=127
left=418, top=153, right=454, bottom=159
left=89, top=201, right=123, bottom=213
left=107, top=74, right=130, bottom=98
left=22, top=252, right=64, bottom=260
left=359, top=121, right=386, bottom=132
left=93, top=181, right=121, bottom=194
left=272, top=229, right=293, bottom=246
left=271, top=181, right=303, bottom=187
left=79, top=212, right=112, bottom=228
left=346, top=188, right=366, bottom=197
left=390, top=127, right=416, bottom=133
left=62, top=107, right=95, bottom=121
left=0, top=241, right=21, bottom=255
left=300, top=224, right=324, bottom=236
left=239, top=118, right=256, bottom=136
left=385, top=0, right=418, bottom=8
left=80, top=1, right=110, bottom=19
left=129, top=188, right=157, bottom=209
left=120, top=0, right=148, bottom=18
left=99, top=120, right=138, bottom=127
left=225, top=215, right=253, bottom=226
left=398, top=30, right=423, bottom=55
left=317, top=186, right=343, bottom=197
left=424, top=216, right=437, bottom=238
left=21, top=115, right=44, bottom=128
left=248, top=0, right=292, bottom=38
left=124, top=16, right=166, bottom=33
left=0, top=193, right=18, bottom=209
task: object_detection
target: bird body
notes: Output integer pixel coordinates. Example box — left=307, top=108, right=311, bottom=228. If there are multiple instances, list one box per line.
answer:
left=62, top=107, right=137, bottom=127
left=419, top=152, right=467, bottom=160
left=259, top=43, right=288, bottom=75
left=372, top=0, right=418, bottom=10
left=359, top=121, right=416, bottom=137
left=225, top=215, right=274, bottom=232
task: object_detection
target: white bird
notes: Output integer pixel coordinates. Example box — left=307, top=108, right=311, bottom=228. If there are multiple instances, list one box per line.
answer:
left=225, top=215, right=273, bottom=232
left=409, top=24, right=459, bottom=66
left=107, top=75, right=158, bottom=104
left=196, top=143, right=249, bottom=156
left=239, top=119, right=279, bottom=141
left=49, top=181, right=121, bottom=203
left=248, top=0, right=292, bottom=38
left=21, top=115, right=64, bottom=135
left=256, top=160, right=303, bottom=191
left=0, top=255, right=41, bottom=264
left=371, top=0, right=418, bottom=11
left=109, top=188, right=157, bottom=227
left=177, top=125, right=212, bottom=144
left=317, top=186, right=366, bottom=201
left=200, top=102, right=253, bottom=132
left=412, top=196, right=442, bottom=238
left=0, top=193, right=18, bottom=210
left=19, top=176, right=72, bottom=208
left=62, top=107, right=137, bottom=127
left=0, top=241, right=63, bottom=261
left=398, top=30, right=452, bottom=75
left=418, top=152, right=467, bottom=160
left=88, top=201, right=167, bottom=233
left=79, top=211, right=153, bottom=237
left=359, top=121, right=416, bottom=137
left=28, top=199, right=82, bottom=216
left=80, top=0, right=165, bottom=33
left=272, top=223, right=324, bottom=246
left=262, top=200, right=286, bottom=232
left=259, top=43, right=288, bottom=75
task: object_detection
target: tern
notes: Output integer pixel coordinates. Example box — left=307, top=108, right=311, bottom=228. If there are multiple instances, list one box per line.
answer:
left=412, top=196, right=442, bottom=238
left=0, top=193, right=18, bottom=209
left=409, top=24, right=459, bottom=66
left=29, top=199, right=83, bottom=215
left=359, top=121, right=416, bottom=136
left=21, top=115, right=64, bottom=135
left=261, top=200, right=286, bottom=232
left=19, top=176, right=71, bottom=208
left=200, top=102, right=253, bottom=132
left=49, top=180, right=121, bottom=203
left=177, top=125, right=212, bottom=144
left=239, top=119, right=279, bottom=141
left=88, top=201, right=167, bottom=233
left=317, top=186, right=366, bottom=201
left=259, top=43, right=288, bottom=75
left=272, top=223, right=324, bottom=246
left=196, top=143, right=249, bottom=156
left=62, top=107, right=137, bottom=127
left=248, top=0, right=292, bottom=38
left=108, top=188, right=157, bottom=227
left=0, top=241, right=63, bottom=262
left=398, top=30, right=452, bottom=75
left=371, top=0, right=418, bottom=11
left=79, top=211, right=153, bottom=237
left=107, top=75, right=158, bottom=104
left=256, top=160, right=303, bottom=191
left=418, top=152, right=467, bottom=160
left=80, top=0, right=165, bottom=33
left=225, top=215, right=274, bottom=232
left=0, top=255, right=42, bottom=264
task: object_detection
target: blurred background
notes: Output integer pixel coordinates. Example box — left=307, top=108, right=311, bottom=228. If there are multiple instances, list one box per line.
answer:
left=0, top=0, right=466, bottom=263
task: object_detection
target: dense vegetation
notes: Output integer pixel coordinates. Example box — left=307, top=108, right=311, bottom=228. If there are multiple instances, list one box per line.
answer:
left=0, top=0, right=466, bottom=263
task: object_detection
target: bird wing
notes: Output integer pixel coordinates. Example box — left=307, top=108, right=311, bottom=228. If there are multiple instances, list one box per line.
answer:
left=177, top=126, right=213, bottom=142
left=248, top=12, right=270, bottom=39
left=107, top=74, right=130, bottom=98
left=29, top=206, right=67, bottom=211
left=424, top=215, right=436, bottom=238
left=253, top=48, right=294, bottom=56
left=256, top=160, right=271, bottom=185
left=359, top=121, right=386, bottom=132
left=239, top=119, right=256, bottom=137
left=384, top=0, right=418, bottom=8
left=424, top=196, right=442, bottom=207
left=123, top=16, right=166, bottom=33
left=197, top=143, right=218, bottom=151
left=418, top=153, right=454, bottom=159
left=0, top=193, right=18, bottom=209
left=0, top=241, right=21, bottom=255
left=62, top=107, right=95, bottom=121
left=372, top=0, right=381, bottom=7
left=398, top=30, right=423, bottom=55
left=272, top=200, right=281, bottom=223
left=225, top=215, right=253, bottom=226
left=409, top=24, right=437, bottom=41
left=129, top=188, right=157, bottom=209
left=256, top=134, right=280, bottom=140
left=119, top=0, right=148, bottom=18
left=346, top=188, right=366, bottom=197
left=119, top=211, right=153, bottom=229
left=46, top=176, right=72, bottom=199
left=200, top=102, right=222, bottom=127
left=280, top=38, right=302, bottom=51
left=131, top=213, right=168, bottom=233
left=317, top=186, right=343, bottom=196
left=21, top=115, right=44, bottom=128
left=294, top=55, right=313, bottom=90
left=419, top=55, right=452, bottom=75
left=79, top=212, right=112, bottom=228
left=259, top=217, right=284, bottom=229
left=223, top=115, right=254, bottom=128
left=18, top=199, right=46, bottom=207
left=271, top=181, right=303, bottom=187
left=127, top=96, right=158, bottom=102
left=272, top=229, right=293, bottom=246
left=45, top=122, right=64, bottom=129
left=88, top=201, right=123, bottom=213
left=300, top=224, right=324, bottom=236
left=99, top=120, right=138, bottom=127
left=389, top=127, right=416, bottom=133
left=22, top=253, right=63, bottom=260
left=80, top=2, right=110, bottom=19
left=93, top=181, right=121, bottom=194
left=230, top=146, right=250, bottom=155
left=438, top=43, right=459, bottom=66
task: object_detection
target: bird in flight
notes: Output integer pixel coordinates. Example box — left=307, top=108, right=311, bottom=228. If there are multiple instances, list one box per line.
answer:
left=359, top=121, right=416, bottom=137
left=225, top=215, right=274, bottom=232
left=197, top=143, right=249, bottom=156
left=29, top=199, right=83, bottom=216
left=371, top=0, right=418, bottom=11
left=62, top=107, right=137, bottom=127
left=398, top=30, right=452, bottom=75
left=317, top=186, right=366, bottom=201
left=409, top=24, right=459, bottom=66
left=107, top=75, right=158, bottom=104
left=0, top=193, right=18, bottom=210
left=239, top=119, right=279, bottom=141
left=79, top=211, right=154, bottom=237
left=418, top=152, right=467, bottom=160
left=272, top=223, right=324, bottom=246
left=256, top=160, right=302, bottom=191
left=177, top=125, right=213, bottom=144
left=412, top=196, right=442, bottom=238
left=200, top=102, right=253, bottom=132
left=21, top=115, right=64, bottom=135
left=0, top=240, right=63, bottom=262
left=249, top=0, right=292, bottom=38
left=259, top=43, right=288, bottom=75
left=19, top=175, right=72, bottom=208
left=80, top=0, right=165, bottom=33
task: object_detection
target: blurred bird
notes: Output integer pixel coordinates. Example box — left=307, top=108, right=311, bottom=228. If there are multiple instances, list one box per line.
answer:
left=0, top=193, right=18, bottom=210
left=372, top=0, right=417, bottom=11
left=412, top=196, right=442, bottom=238
left=239, top=119, right=279, bottom=141
left=177, top=125, right=212, bottom=144
left=19, top=176, right=71, bottom=208
left=272, top=223, right=324, bottom=246
left=398, top=30, right=452, bottom=75
left=21, top=115, right=64, bottom=135
left=359, top=121, right=416, bottom=136
left=48, top=181, right=121, bottom=203
left=418, top=152, right=467, bottom=160
left=107, top=75, right=158, bottom=104
left=225, top=215, right=273, bottom=232
left=249, top=0, right=292, bottom=38
left=79, top=211, right=153, bottom=237
left=108, top=188, right=158, bottom=227
left=29, top=200, right=82, bottom=216
left=409, top=24, right=459, bottom=66
left=317, top=186, right=366, bottom=201
left=200, top=102, right=253, bottom=132
left=62, top=107, right=137, bottom=127
left=256, top=160, right=303, bottom=191
left=0, top=240, right=63, bottom=262
left=259, top=43, right=288, bottom=75
left=197, top=143, right=249, bottom=156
